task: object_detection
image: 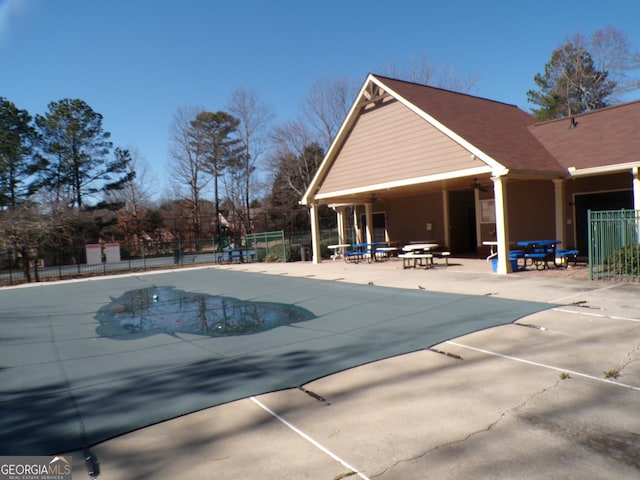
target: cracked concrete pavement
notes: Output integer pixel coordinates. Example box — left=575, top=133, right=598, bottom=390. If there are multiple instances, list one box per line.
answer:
left=67, top=259, right=640, bottom=479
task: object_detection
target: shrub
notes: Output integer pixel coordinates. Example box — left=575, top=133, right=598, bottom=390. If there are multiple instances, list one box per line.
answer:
left=603, top=244, right=640, bottom=277
left=264, top=253, right=281, bottom=263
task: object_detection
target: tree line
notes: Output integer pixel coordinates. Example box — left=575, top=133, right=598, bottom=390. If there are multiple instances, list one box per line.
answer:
left=1, top=25, right=638, bottom=281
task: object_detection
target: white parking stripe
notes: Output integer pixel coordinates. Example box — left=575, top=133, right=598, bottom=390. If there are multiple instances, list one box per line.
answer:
left=549, top=283, right=619, bottom=303
left=552, top=307, right=640, bottom=323
left=250, top=396, right=371, bottom=480
left=445, top=341, right=640, bottom=392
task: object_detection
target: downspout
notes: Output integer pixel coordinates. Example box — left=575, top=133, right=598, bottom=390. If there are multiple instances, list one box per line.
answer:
left=632, top=167, right=640, bottom=241
left=633, top=166, right=640, bottom=211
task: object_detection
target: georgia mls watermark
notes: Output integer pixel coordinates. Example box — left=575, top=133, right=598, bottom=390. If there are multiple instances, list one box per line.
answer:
left=0, top=456, right=72, bottom=480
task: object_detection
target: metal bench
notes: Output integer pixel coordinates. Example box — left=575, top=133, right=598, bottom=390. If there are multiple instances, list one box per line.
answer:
left=555, top=249, right=579, bottom=268
left=432, top=251, right=451, bottom=266
left=524, top=252, right=548, bottom=270
left=344, top=250, right=367, bottom=263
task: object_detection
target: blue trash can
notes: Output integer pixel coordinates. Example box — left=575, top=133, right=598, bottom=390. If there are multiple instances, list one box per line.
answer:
left=490, top=257, right=518, bottom=272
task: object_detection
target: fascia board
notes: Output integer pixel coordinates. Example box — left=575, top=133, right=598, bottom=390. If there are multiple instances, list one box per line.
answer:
left=301, top=74, right=378, bottom=205
left=568, top=162, right=640, bottom=177
left=314, top=165, right=493, bottom=201
left=370, top=76, right=507, bottom=174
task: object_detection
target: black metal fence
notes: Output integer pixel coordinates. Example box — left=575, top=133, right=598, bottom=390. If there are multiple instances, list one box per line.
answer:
left=0, top=227, right=346, bottom=287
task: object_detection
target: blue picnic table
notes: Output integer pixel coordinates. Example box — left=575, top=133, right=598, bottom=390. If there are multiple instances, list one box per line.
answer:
left=514, top=240, right=578, bottom=269
left=218, top=248, right=256, bottom=264
left=344, top=242, right=385, bottom=263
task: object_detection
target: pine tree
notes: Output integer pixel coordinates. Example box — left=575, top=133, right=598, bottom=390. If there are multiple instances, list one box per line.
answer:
left=527, top=43, right=616, bottom=120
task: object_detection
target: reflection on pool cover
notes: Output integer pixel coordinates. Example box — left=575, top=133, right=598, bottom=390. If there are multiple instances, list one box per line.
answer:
left=95, top=286, right=315, bottom=339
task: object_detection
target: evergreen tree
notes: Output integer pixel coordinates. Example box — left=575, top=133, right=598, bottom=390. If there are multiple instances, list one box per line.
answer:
left=0, top=98, right=42, bottom=207
left=35, top=99, right=128, bottom=209
left=191, top=111, right=242, bottom=235
left=528, top=43, right=616, bottom=120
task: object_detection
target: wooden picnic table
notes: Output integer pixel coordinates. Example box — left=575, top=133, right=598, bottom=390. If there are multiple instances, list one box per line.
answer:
left=402, top=243, right=440, bottom=252
left=399, top=243, right=440, bottom=269
left=482, top=241, right=498, bottom=259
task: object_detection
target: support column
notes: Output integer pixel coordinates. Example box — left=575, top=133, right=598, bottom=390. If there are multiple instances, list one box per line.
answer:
left=336, top=207, right=347, bottom=245
left=353, top=206, right=361, bottom=243
left=474, top=187, right=482, bottom=248
left=309, top=203, right=321, bottom=264
left=491, top=174, right=511, bottom=274
left=553, top=179, right=565, bottom=245
left=364, top=203, right=373, bottom=244
left=442, top=190, right=450, bottom=249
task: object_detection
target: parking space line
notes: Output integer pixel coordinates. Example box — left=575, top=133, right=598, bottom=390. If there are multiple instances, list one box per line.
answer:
left=550, top=283, right=619, bottom=303
left=445, top=341, right=640, bottom=392
left=250, top=396, right=371, bottom=480
left=552, top=307, right=640, bottom=323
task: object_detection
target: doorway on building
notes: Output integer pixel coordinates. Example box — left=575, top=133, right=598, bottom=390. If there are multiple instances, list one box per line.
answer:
left=574, top=190, right=633, bottom=257
left=360, top=212, right=387, bottom=243
left=448, top=189, right=477, bottom=254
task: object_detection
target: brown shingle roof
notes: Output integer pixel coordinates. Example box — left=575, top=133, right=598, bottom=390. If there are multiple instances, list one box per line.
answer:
left=373, top=75, right=566, bottom=175
left=528, top=100, right=640, bottom=171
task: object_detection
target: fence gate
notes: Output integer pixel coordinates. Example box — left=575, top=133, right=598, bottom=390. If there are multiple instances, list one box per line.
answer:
left=588, top=209, right=640, bottom=281
left=245, top=230, right=286, bottom=262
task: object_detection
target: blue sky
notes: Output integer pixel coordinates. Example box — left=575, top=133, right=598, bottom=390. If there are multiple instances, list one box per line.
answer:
left=2, top=0, right=640, bottom=197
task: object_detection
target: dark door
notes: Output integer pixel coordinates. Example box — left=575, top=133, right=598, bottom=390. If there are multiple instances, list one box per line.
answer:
left=574, top=190, right=633, bottom=256
left=449, top=190, right=477, bottom=254
left=360, top=212, right=387, bottom=243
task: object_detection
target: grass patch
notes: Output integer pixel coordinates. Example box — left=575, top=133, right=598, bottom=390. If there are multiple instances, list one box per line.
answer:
left=333, top=472, right=357, bottom=480
left=604, top=369, right=620, bottom=379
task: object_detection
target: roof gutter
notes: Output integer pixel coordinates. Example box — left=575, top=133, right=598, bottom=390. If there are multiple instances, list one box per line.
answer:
left=568, top=161, right=640, bottom=177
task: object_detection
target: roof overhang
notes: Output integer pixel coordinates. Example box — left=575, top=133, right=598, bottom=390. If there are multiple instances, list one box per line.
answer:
left=301, top=74, right=507, bottom=206
left=568, top=162, right=640, bottom=178
left=371, top=76, right=505, bottom=173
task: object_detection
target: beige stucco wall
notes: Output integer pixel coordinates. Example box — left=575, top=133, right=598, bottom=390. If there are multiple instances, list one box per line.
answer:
left=356, top=193, right=445, bottom=245
left=506, top=180, right=556, bottom=244
left=565, top=172, right=632, bottom=197
left=317, top=100, right=485, bottom=196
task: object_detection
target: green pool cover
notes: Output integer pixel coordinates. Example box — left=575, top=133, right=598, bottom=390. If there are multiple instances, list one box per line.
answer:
left=0, top=268, right=553, bottom=455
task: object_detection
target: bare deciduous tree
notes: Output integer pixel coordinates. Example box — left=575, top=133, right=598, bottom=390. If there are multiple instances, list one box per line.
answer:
left=382, top=54, right=479, bottom=93
left=168, top=106, right=210, bottom=241
left=571, top=26, right=640, bottom=99
left=227, top=88, right=274, bottom=233
left=300, top=76, right=359, bottom=151
left=106, top=147, right=156, bottom=250
left=0, top=205, right=49, bottom=282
